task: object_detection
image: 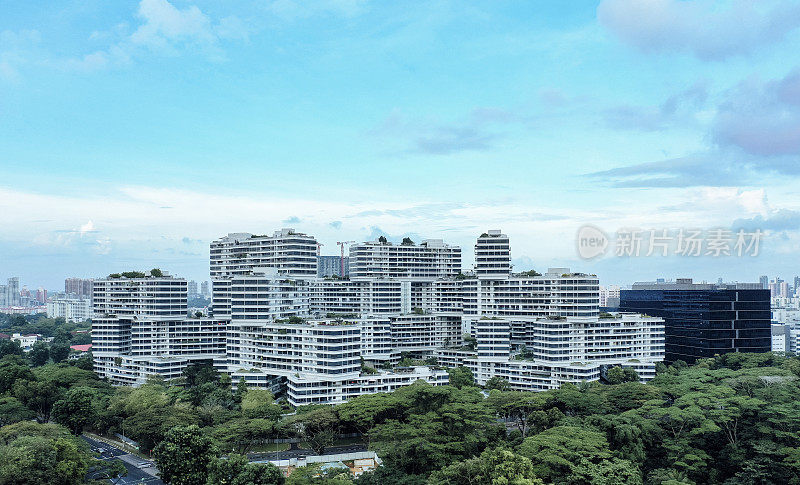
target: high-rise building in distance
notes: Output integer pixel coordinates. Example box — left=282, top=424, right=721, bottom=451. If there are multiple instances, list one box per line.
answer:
left=65, top=277, right=94, bottom=299
left=1, top=277, right=21, bottom=307
left=317, top=255, right=349, bottom=277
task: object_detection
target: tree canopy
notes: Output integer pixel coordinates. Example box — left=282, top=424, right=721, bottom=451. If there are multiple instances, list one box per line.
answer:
left=2, top=334, right=799, bottom=485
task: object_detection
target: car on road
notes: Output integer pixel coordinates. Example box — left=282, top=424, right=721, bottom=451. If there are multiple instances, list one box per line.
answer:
left=136, top=462, right=153, bottom=468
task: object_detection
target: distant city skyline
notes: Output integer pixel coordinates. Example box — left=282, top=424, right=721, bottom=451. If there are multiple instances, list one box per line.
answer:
left=6, top=232, right=800, bottom=292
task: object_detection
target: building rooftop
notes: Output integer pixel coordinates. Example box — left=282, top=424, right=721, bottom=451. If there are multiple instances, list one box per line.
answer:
left=631, top=279, right=762, bottom=290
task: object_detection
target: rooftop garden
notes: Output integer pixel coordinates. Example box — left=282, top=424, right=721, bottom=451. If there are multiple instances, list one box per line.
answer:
left=515, top=270, right=542, bottom=277
left=107, top=268, right=163, bottom=279
left=274, top=316, right=306, bottom=325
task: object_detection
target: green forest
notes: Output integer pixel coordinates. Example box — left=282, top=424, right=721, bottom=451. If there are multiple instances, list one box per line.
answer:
left=1, top=321, right=800, bottom=485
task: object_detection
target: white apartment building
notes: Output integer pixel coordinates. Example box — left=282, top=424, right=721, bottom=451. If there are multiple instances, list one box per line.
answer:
left=210, top=229, right=318, bottom=318
left=388, top=313, right=462, bottom=354
left=772, top=324, right=787, bottom=353
left=285, top=366, right=449, bottom=406
left=461, top=268, right=599, bottom=320
left=229, top=320, right=361, bottom=378
left=97, top=227, right=663, bottom=401
left=11, top=333, right=40, bottom=351
left=92, top=273, right=227, bottom=385
left=475, top=230, right=511, bottom=279
left=210, top=229, right=318, bottom=279
left=359, top=316, right=395, bottom=363
left=772, top=297, right=800, bottom=326
left=407, top=279, right=464, bottom=314
left=437, top=312, right=665, bottom=390
left=790, top=326, right=800, bottom=354
left=228, top=318, right=448, bottom=405
left=773, top=322, right=800, bottom=354
left=349, top=239, right=461, bottom=280
left=47, top=297, right=92, bottom=323
left=310, top=279, right=411, bottom=316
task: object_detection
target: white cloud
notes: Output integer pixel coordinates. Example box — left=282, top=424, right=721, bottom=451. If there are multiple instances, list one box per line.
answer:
left=3, top=183, right=797, bottom=286
left=130, top=0, right=215, bottom=49
left=0, top=29, right=41, bottom=81
left=79, top=220, right=95, bottom=236
left=55, top=0, right=250, bottom=71
left=598, top=0, right=800, bottom=60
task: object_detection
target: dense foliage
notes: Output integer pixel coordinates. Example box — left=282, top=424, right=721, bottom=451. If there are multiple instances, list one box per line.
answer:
left=0, top=313, right=92, bottom=346
left=3, top=332, right=800, bottom=485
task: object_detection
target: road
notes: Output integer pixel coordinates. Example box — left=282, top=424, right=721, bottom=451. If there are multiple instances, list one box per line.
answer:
left=82, top=435, right=163, bottom=485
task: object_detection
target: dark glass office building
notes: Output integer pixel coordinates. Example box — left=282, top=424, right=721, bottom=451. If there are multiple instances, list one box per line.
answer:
left=619, top=279, right=771, bottom=363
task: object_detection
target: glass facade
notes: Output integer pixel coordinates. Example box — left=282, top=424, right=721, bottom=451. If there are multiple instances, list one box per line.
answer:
left=619, top=288, right=770, bottom=363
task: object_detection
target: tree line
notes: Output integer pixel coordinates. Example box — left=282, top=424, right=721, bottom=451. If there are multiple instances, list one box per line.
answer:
left=2, top=344, right=800, bottom=484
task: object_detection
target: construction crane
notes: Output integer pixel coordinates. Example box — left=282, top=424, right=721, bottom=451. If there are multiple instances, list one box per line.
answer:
left=316, top=242, right=324, bottom=256
left=337, top=241, right=355, bottom=277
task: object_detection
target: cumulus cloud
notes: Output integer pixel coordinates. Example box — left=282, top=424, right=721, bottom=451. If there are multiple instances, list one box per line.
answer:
left=597, top=0, right=800, bottom=60
left=8, top=182, right=793, bottom=287
left=79, top=220, right=95, bottom=236
left=130, top=0, right=216, bottom=48
left=363, top=226, right=424, bottom=244
left=660, top=188, right=768, bottom=215
left=57, top=0, right=250, bottom=70
left=32, top=219, right=109, bottom=255
left=733, top=209, right=800, bottom=232
left=713, top=70, right=800, bottom=156
left=593, top=68, right=800, bottom=185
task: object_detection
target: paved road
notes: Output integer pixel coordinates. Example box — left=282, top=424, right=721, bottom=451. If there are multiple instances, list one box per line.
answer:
left=82, top=435, right=163, bottom=485
left=249, top=443, right=368, bottom=461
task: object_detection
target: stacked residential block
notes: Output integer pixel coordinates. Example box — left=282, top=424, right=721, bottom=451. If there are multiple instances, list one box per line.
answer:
left=94, top=228, right=666, bottom=404
left=92, top=273, right=226, bottom=385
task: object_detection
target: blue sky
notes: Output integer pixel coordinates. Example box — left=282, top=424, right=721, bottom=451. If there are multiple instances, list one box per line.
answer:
left=3, top=0, right=800, bottom=290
